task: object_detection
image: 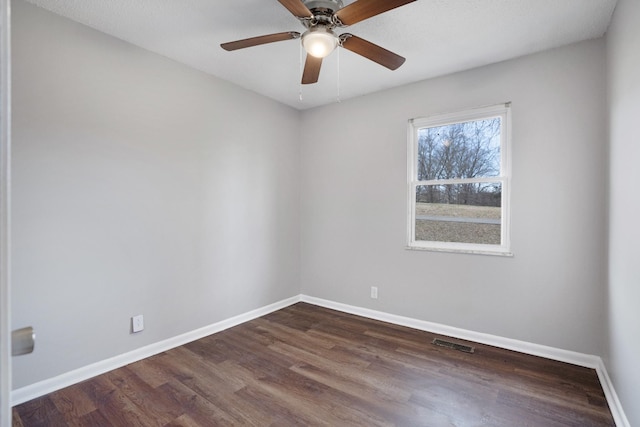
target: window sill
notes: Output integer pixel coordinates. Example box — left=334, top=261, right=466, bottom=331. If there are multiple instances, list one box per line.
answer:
left=405, top=245, right=514, bottom=257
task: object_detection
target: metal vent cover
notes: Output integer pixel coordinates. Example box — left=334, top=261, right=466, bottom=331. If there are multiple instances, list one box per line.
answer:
left=432, top=338, right=475, bottom=354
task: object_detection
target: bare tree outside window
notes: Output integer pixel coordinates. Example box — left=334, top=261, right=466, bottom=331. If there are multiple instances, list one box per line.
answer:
left=408, top=105, right=511, bottom=253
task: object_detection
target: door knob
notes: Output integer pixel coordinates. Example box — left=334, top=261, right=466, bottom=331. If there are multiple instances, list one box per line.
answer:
left=11, top=327, right=35, bottom=356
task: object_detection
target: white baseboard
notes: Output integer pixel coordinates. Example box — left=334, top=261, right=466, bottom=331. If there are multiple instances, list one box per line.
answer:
left=593, top=358, right=631, bottom=427
left=12, top=293, right=629, bottom=427
left=300, top=295, right=630, bottom=427
left=11, top=295, right=302, bottom=406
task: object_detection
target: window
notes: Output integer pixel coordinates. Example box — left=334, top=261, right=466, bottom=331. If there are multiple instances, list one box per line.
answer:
left=407, top=104, right=511, bottom=255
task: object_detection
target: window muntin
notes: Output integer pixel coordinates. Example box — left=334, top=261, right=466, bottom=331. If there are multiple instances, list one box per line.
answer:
left=408, top=104, right=511, bottom=255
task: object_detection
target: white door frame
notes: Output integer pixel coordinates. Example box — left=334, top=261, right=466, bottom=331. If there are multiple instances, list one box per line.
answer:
left=0, top=0, right=11, bottom=425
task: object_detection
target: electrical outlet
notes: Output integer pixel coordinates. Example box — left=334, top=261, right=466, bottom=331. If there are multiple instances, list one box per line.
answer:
left=370, top=286, right=378, bottom=299
left=132, top=314, right=144, bottom=333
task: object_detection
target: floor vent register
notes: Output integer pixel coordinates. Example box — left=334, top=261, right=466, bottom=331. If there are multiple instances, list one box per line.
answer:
left=432, top=338, right=475, bottom=354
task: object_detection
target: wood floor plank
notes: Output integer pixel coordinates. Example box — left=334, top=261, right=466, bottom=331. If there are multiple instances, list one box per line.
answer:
left=73, top=409, right=114, bottom=427
left=12, top=302, right=616, bottom=426
left=11, top=396, right=67, bottom=426
left=104, top=366, right=184, bottom=424
left=48, top=385, right=97, bottom=422
left=85, top=374, right=161, bottom=427
left=253, top=317, right=336, bottom=350
left=155, top=381, right=239, bottom=426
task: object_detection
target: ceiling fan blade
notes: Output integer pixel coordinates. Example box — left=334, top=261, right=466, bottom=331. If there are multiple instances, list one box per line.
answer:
left=278, top=0, right=313, bottom=18
left=302, top=55, right=322, bottom=84
left=340, top=34, right=406, bottom=70
left=221, top=31, right=300, bottom=51
left=335, top=0, right=416, bottom=26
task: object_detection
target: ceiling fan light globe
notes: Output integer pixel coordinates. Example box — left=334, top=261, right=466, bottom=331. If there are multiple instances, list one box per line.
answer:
left=302, top=29, right=337, bottom=58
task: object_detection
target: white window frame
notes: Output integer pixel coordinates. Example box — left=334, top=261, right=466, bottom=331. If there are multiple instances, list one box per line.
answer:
left=407, top=103, right=512, bottom=256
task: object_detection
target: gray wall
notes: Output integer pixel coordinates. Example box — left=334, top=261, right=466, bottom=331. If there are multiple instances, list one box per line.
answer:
left=607, top=0, right=640, bottom=424
left=300, top=39, right=609, bottom=356
left=11, top=0, right=301, bottom=388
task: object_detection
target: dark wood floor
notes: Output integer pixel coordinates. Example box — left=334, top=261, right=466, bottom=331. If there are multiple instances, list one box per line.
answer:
left=13, top=302, right=615, bottom=426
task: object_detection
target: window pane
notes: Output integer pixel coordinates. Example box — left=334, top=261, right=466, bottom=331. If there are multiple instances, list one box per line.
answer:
left=415, top=183, right=501, bottom=244
left=417, top=117, right=501, bottom=181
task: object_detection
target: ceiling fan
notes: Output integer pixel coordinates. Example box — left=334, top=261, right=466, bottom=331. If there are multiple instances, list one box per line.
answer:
left=221, top=0, right=416, bottom=84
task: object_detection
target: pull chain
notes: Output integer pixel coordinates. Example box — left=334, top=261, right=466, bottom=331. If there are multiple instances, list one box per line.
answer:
left=299, top=42, right=303, bottom=102
left=336, top=45, right=341, bottom=103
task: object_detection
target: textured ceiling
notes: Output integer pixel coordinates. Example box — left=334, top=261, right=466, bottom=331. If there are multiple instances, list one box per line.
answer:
left=23, top=0, right=617, bottom=110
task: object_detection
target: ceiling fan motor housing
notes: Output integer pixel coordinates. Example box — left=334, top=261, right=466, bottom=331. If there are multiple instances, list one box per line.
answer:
left=303, top=0, right=344, bottom=24
left=303, top=0, right=344, bottom=14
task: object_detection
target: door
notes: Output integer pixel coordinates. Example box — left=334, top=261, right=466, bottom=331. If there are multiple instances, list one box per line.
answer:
left=0, top=0, right=11, bottom=425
